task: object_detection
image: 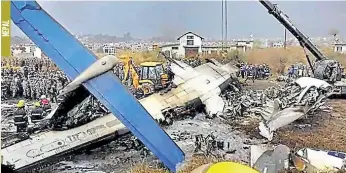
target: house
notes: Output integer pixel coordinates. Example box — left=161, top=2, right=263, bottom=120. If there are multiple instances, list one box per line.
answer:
left=235, top=40, right=253, bottom=52
left=103, top=44, right=116, bottom=55
left=334, top=43, right=346, bottom=54
left=160, top=32, right=204, bottom=58
left=178, top=32, right=204, bottom=57
left=272, top=41, right=285, bottom=48
left=33, top=47, right=42, bottom=58
left=160, top=43, right=181, bottom=58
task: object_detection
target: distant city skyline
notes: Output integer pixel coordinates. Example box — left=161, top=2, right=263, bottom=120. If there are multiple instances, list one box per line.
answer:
left=11, top=1, right=346, bottom=40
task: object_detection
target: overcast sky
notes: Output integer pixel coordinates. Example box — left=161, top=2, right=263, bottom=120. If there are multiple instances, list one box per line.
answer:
left=12, top=1, right=346, bottom=39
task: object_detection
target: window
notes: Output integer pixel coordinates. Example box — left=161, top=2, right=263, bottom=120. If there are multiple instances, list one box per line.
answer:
left=172, top=47, right=178, bottom=50
left=336, top=46, right=342, bottom=52
left=187, top=35, right=194, bottom=39
left=187, top=40, right=194, bottom=46
left=156, top=65, right=164, bottom=75
left=148, top=67, right=157, bottom=79
left=141, top=67, right=149, bottom=80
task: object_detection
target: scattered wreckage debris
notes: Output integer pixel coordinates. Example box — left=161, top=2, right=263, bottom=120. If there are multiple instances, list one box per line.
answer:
left=251, top=144, right=346, bottom=173
left=221, top=77, right=333, bottom=141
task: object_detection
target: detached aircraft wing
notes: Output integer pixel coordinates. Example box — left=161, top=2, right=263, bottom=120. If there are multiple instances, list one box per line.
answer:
left=10, top=1, right=184, bottom=172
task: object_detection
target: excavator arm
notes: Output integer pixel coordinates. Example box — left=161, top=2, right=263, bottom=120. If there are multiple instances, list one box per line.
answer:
left=121, top=57, right=140, bottom=89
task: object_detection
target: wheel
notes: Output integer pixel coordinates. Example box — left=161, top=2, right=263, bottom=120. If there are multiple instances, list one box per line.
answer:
left=141, top=83, right=154, bottom=96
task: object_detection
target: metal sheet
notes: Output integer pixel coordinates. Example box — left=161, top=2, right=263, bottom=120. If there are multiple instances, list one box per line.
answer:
left=10, top=1, right=184, bottom=172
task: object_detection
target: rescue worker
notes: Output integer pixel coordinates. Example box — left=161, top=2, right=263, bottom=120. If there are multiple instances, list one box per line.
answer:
left=40, top=95, right=52, bottom=112
left=30, top=102, right=44, bottom=123
left=13, top=100, right=28, bottom=133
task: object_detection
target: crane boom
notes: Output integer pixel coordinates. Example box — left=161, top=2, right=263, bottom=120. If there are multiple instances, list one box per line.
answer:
left=259, top=0, right=326, bottom=61
left=259, top=0, right=343, bottom=84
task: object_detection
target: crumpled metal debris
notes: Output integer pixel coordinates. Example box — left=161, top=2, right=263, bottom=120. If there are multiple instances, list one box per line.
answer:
left=251, top=144, right=346, bottom=173
left=295, top=148, right=346, bottom=171
left=222, top=77, right=333, bottom=141
left=258, top=78, right=332, bottom=141
left=251, top=144, right=291, bottom=173
left=193, top=133, right=236, bottom=157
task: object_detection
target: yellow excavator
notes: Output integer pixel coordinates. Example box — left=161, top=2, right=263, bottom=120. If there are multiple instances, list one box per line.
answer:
left=118, top=55, right=171, bottom=97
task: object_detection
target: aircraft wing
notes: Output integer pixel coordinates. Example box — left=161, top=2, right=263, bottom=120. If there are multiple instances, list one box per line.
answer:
left=10, top=1, right=184, bottom=172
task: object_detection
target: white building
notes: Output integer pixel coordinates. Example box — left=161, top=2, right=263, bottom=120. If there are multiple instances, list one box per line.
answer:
left=160, top=43, right=180, bottom=58
left=235, top=40, right=253, bottom=52
left=160, top=32, right=204, bottom=58
left=103, top=44, right=116, bottom=55
left=14, top=44, right=42, bottom=58
left=334, top=43, right=346, bottom=54
left=11, top=48, right=23, bottom=56
left=272, top=41, right=285, bottom=48
left=33, top=47, right=42, bottom=58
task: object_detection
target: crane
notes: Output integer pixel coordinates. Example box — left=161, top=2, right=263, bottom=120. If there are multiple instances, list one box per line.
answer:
left=259, top=0, right=343, bottom=84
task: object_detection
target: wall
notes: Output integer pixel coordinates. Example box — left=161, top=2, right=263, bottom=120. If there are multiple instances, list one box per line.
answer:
left=334, top=44, right=346, bottom=54
left=33, top=47, right=42, bottom=58
left=179, top=33, right=203, bottom=54
left=161, top=45, right=183, bottom=58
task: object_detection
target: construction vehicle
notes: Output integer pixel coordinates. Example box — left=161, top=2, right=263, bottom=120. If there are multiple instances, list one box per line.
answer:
left=118, top=55, right=171, bottom=97
left=259, top=0, right=346, bottom=95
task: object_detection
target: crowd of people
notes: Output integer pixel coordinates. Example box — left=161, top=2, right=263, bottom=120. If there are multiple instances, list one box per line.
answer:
left=1, top=57, right=69, bottom=102
left=286, top=62, right=311, bottom=79
left=238, top=63, right=271, bottom=82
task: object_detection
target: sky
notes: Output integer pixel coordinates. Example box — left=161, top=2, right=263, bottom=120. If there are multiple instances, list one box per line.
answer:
left=11, top=1, right=346, bottom=39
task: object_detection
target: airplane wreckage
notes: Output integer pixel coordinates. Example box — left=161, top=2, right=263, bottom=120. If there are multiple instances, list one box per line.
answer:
left=2, top=0, right=345, bottom=172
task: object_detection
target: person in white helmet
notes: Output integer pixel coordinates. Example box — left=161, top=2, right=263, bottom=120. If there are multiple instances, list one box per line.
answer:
left=40, top=95, right=51, bottom=112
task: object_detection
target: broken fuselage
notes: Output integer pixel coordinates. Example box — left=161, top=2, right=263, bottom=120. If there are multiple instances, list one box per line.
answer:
left=1, top=59, right=239, bottom=171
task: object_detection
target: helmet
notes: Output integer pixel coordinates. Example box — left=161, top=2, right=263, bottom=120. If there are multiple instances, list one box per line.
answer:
left=40, top=95, right=46, bottom=99
left=17, top=100, right=25, bottom=108
left=191, top=162, right=259, bottom=173
left=34, top=102, right=41, bottom=107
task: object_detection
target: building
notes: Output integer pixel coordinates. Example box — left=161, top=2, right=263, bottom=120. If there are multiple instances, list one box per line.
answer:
left=177, top=32, right=204, bottom=57
left=160, top=32, right=204, bottom=58
left=103, top=44, right=116, bottom=55
left=272, top=41, right=285, bottom=48
left=160, top=43, right=181, bottom=58
left=334, top=43, right=346, bottom=54
left=234, top=40, right=253, bottom=52
left=12, top=44, right=42, bottom=58
left=33, top=47, right=42, bottom=58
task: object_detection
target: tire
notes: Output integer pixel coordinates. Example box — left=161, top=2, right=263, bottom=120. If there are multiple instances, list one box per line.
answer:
left=141, top=83, right=154, bottom=96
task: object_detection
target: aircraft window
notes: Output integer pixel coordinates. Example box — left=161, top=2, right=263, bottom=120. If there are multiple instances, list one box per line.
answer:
left=142, top=67, right=148, bottom=80
left=148, top=67, right=157, bottom=79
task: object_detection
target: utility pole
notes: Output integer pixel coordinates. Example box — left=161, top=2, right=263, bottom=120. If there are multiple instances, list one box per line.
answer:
left=225, top=0, right=227, bottom=46
left=221, top=0, right=224, bottom=51
left=284, top=28, right=287, bottom=49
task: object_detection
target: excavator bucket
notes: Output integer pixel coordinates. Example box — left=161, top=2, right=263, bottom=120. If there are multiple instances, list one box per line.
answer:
left=10, top=1, right=184, bottom=172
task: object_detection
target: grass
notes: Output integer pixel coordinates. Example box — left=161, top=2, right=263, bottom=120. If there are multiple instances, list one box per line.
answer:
left=275, top=100, right=346, bottom=152
left=126, top=156, right=224, bottom=173
left=96, top=46, right=346, bottom=76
